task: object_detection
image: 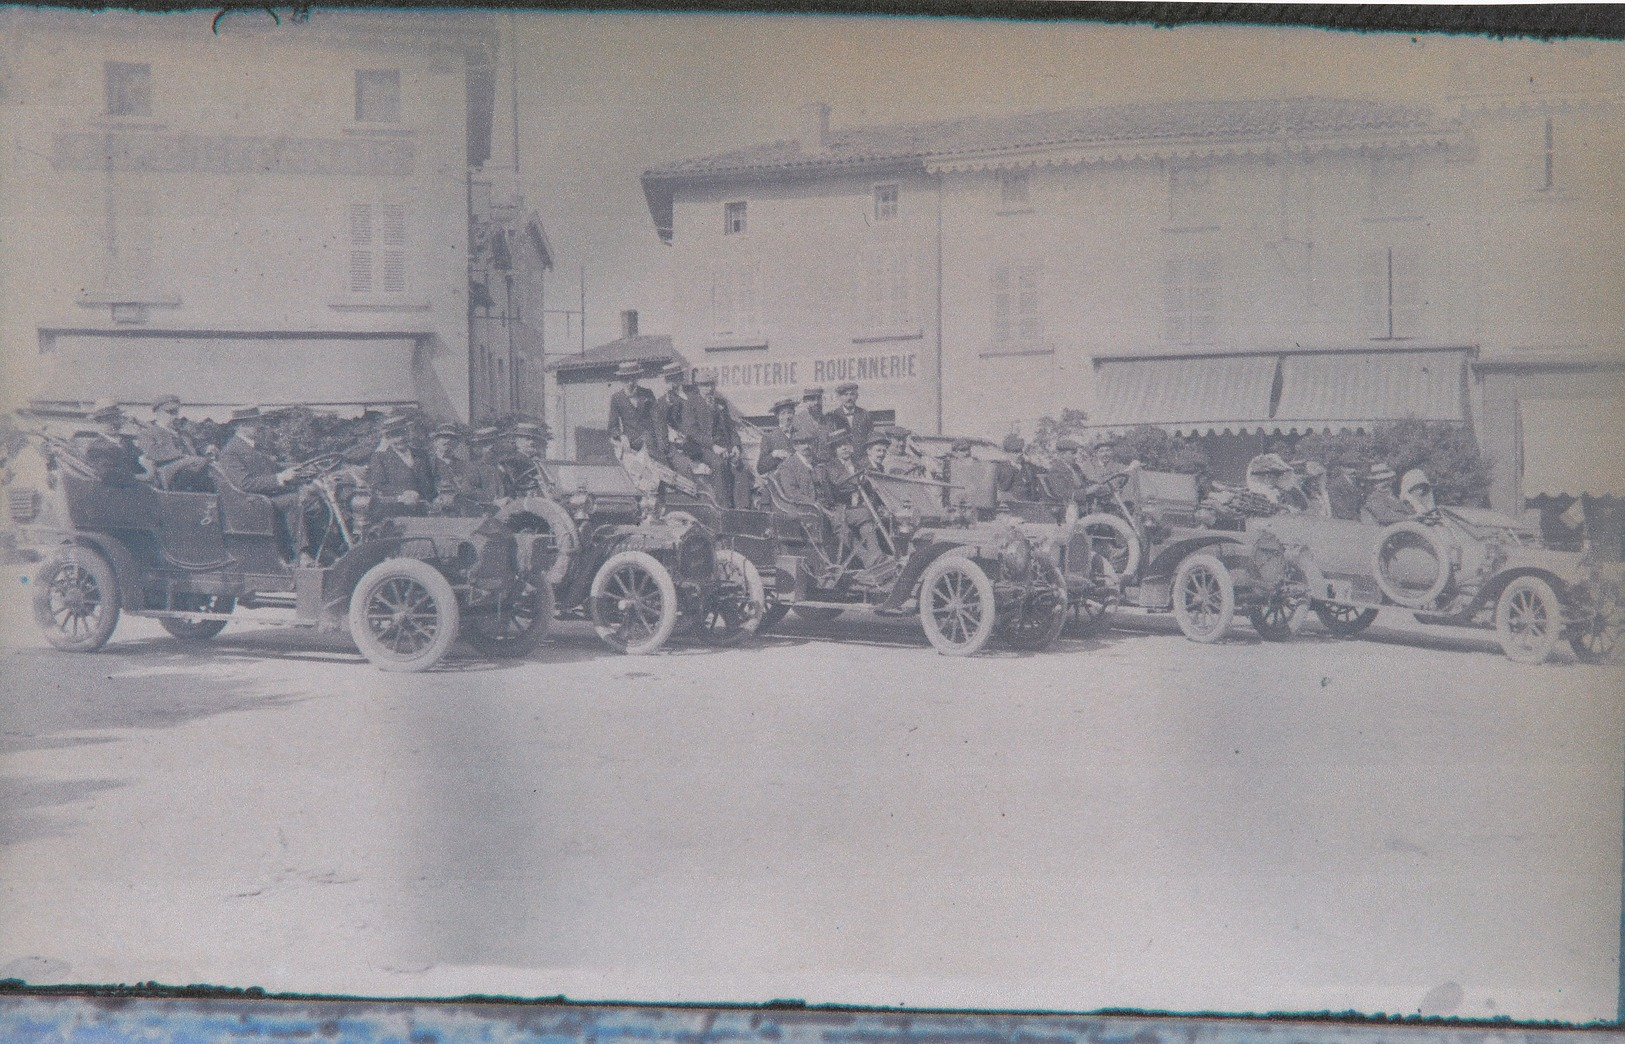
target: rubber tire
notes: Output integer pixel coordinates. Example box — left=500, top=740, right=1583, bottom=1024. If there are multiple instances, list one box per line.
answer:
left=348, top=557, right=461, bottom=673
left=33, top=545, right=121, bottom=652
left=159, top=595, right=235, bottom=640
left=694, top=549, right=767, bottom=647
left=1495, top=574, right=1563, bottom=665
left=1373, top=520, right=1453, bottom=609
left=1313, top=602, right=1379, bottom=637
left=1248, top=600, right=1308, bottom=642
left=591, top=549, right=679, bottom=655
left=462, top=570, right=554, bottom=659
left=792, top=605, right=844, bottom=622
left=1001, top=559, right=1068, bottom=651
left=918, top=553, right=998, bottom=657
left=1569, top=584, right=1623, bottom=664
left=1079, top=512, right=1141, bottom=580
left=1171, top=552, right=1235, bottom=644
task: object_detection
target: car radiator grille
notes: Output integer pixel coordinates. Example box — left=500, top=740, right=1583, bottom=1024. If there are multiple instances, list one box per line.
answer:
left=8, top=488, right=39, bottom=524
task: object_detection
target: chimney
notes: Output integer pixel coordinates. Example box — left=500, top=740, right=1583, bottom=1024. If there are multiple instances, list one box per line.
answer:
left=798, top=102, right=831, bottom=150
left=620, top=309, right=639, bottom=339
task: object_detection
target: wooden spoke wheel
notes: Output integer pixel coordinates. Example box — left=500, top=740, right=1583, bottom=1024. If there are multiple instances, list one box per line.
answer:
left=1495, top=574, right=1562, bottom=665
left=160, top=595, right=235, bottom=640
left=462, top=569, right=554, bottom=659
left=348, top=558, right=461, bottom=673
left=1312, top=601, right=1379, bottom=637
left=32, top=545, right=120, bottom=652
left=1000, top=560, right=1068, bottom=651
left=1170, top=552, right=1234, bottom=644
left=691, top=549, right=767, bottom=647
left=918, top=554, right=997, bottom=657
left=1569, top=583, right=1624, bottom=664
left=590, top=550, right=679, bottom=655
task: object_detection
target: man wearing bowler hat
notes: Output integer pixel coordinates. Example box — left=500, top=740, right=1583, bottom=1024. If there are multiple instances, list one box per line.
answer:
left=757, top=396, right=799, bottom=477
left=607, top=361, right=658, bottom=458
left=366, top=414, right=433, bottom=510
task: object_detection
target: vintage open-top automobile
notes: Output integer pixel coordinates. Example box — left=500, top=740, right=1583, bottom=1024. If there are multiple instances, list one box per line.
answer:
left=499, top=460, right=766, bottom=654
left=7, top=443, right=555, bottom=672
left=740, top=464, right=1086, bottom=655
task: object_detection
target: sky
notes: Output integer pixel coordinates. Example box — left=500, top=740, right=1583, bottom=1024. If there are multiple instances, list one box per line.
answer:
left=502, top=11, right=1625, bottom=351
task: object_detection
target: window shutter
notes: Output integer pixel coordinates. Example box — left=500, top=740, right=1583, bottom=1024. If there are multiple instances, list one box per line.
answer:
left=1017, top=263, right=1042, bottom=343
left=380, top=204, right=407, bottom=294
left=992, top=266, right=1012, bottom=345
left=348, top=204, right=374, bottom=293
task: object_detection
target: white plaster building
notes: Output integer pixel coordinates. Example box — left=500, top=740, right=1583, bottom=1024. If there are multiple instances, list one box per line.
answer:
left=0, top=8, right=551, bottom=423
left=642, top=94, right=1625, bottom=512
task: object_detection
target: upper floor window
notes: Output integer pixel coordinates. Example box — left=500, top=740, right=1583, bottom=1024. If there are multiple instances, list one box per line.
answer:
left=1162, top=254, right=1220, bottom=345
left=991, top=262, right=1044, bottom=351
left=862, top=243, right=912, bottom=332
left=724, top=201, right=748, bottom=235
left=1363, top=243, right=1425, bottom=341
left=873, top=183, right=899, bottom=222
left=348, top=202, right=407, bottom=294
left=105, top=62, right=151, bottom=117
left=999, top=171, right=1030, bottom=209
left=355, top=69, right=401, bottom=123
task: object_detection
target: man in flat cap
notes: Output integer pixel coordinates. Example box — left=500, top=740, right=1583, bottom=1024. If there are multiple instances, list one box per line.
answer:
left=756, top=396, right=799, bottom=477
left=1042, top=436, right=1089, bottom=507
left=791, top=387, right=836, bottom=464
left=995, top=434, right=1045, bottom=503
left=217, top=405, right=313, bottom=560
left=681, top=372, right=747, bottom=507
left=135, top=395, right=211, bottom=491
left=607, top=361, right=659, bottom=458
left=773, top=430, right=822, bottom=505
left=825, top=382, right=873, bottom=451
left=503, top=421, right=557, bottom=497
left=882, top=425, right=926, bottom=477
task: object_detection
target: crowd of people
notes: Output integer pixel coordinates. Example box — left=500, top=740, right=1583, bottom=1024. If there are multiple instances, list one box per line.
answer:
left=46, top=371, right=1447, bottom=564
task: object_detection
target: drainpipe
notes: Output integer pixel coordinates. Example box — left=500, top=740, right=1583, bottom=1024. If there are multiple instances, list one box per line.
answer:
left=934, top=170, right=944, bottom=436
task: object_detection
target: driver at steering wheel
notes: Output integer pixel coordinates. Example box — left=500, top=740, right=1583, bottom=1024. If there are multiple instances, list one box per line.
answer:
left=217, top=405, right=317, bottom=562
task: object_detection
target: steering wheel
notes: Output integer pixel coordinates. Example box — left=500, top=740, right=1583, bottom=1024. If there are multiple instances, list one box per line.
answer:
left=293, top=454, right=347, bottom=478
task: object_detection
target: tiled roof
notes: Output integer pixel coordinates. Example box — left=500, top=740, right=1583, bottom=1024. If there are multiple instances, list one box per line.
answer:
left=644, top=97, right=1444, bottom=181
left=547, top=334, right=686, bottom=375
left=640, top=97, right=1454, bottom=240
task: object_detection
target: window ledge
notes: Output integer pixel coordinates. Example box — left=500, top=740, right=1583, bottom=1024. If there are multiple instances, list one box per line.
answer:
left=979, top=345, right=1053, bottom=359
left=77, top=291, right=180, bottom=307
left=995, top=206, right=1035, bottom=216
left=705, top=338, right=768, bottom=353
left=329, top=299, right=432, bottom=313
left=344, top=125, right=416, bottom=138
left=851, top=328, right=922, bottom=345
left=1361, top=214, right=1425, bottom=224
left=88, top=117, right=168, bottom=131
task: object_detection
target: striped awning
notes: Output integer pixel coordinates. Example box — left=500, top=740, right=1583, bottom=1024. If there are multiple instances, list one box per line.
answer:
left=1519, top=395, right=1625, bottom=498
left=1090, top=348, right=1472, bottom=436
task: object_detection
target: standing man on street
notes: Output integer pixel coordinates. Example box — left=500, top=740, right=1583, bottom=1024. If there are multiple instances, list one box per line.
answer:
left=654, top=362, right=694, bottom=473
left=607, top=362, right=658, bottom=458
left=825, top=382, right=873, bottom=450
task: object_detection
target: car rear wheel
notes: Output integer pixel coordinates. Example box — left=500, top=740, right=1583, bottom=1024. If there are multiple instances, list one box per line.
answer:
left=1171, top=552, right=1234, bottom=644
left=692, top=549, right=766, bottom=647
left=591, top=550, right=679, bottom=655
left=1569, top=583, right=1624, bottom=664
left=756, top=602, right=791, bottom=635
left=1313, top=601, right=1379, bottom=637
left=160, top=595, right=235, bottom=640
left=348, top=558, right=461, bottom=673
left=33, top=545, right=121, bottom=652
left=918, top=554, right=997, bottom=657
left=462, top=569, right=553, bottom=659
left=1000, top=559, right=1068, bottom=650
left=1248, top=599, right=1308, bottom=642
left=1495, top=574, right=1562, bottom=665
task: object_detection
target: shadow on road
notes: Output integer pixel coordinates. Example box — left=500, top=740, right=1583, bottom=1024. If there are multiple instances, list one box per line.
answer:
left=0, top=776, right=124, bottom=846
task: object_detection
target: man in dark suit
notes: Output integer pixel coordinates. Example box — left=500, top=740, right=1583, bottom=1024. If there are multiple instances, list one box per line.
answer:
left=653, top=362, right=694, bottom=473
left=791, top=387, right=836, bottom=464
left=682, top=374, right=747, bottom=507
left=428, top=424, right=486, bottom=513
left=217, top=404, right=310, bottom=560
left=607, top=361, right=659, bottom=456
left=825, top=382, right=873, bottom=450
left=366, top=415, right=433, bottom=511
left=1042, top=436, right=1089, bottom=508
left=135, top=394, right=210, bottom=490
left=80, top=401, right=146, bottom=486
left=501, top=421, right=557, bottom=497
left=772, top=432, right=821, bottom=505
left=818, top=436, right=881, bottom=566
left=756, top=397, right=798, bottom=476
left=995, top=434, right=1047, bottom=503
left=465, top=426, right=511, bottom=503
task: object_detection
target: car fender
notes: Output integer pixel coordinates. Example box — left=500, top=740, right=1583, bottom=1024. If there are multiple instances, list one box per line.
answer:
left=325, top=537, right=408, bottom=614
left=876, top=541, right=977, bottom=614
left=1143, top=533, right=1248, bottom=582
left=31, top=531, right=146, bottom=610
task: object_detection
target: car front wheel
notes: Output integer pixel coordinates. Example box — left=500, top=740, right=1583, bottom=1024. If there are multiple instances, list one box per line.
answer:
left=1495, top=574, right=1562, bottom=665
left=33, top=545, right=121, bottom=652
left=918, top=553, right=997, bottom=656
left=348, top=557, right=461, bottom=673
left=590, top=550, right=679, bottom=655
left=1171, top=552, right=1234, bottom=644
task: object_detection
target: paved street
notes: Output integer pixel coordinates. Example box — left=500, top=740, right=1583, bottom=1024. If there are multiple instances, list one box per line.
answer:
left=1, top=589, right=1621, bottom=1023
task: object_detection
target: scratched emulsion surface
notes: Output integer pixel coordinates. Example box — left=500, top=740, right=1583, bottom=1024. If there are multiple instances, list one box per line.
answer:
left=1, top=588, right=1621, bottom=1023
